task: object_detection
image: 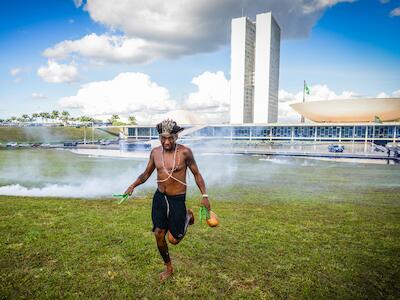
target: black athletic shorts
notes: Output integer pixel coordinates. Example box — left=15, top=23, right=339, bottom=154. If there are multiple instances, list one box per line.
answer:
left=152, top=189, right=187, bottom=240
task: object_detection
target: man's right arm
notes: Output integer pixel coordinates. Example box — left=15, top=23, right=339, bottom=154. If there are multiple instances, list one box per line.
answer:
left=124, top=149, right=156, bottom=195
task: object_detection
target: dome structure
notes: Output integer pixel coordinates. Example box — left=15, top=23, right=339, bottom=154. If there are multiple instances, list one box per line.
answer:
left=290, top=98, right=400, bottom=123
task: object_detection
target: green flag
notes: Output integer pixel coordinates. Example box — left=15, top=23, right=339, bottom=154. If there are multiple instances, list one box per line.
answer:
left=374, top=116, right=382, bottom=123
left=304, top=82, right=311, bottom=95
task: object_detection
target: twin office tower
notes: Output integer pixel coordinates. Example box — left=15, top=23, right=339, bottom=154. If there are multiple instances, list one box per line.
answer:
left=230, top=12, right=280, bottom=124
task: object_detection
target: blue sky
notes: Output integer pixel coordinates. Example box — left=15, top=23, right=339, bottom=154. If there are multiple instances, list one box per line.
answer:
left=0, top=0, right=399, bottom=122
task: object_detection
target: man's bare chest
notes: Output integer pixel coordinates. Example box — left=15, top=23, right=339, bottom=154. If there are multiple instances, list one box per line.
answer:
left=154, top=148, right=186, bottom=173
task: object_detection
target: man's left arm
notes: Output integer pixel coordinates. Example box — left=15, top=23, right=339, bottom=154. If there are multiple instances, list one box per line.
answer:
left=185, top=148, right=211, bottom=211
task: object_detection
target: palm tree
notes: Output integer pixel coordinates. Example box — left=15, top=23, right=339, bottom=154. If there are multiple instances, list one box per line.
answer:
left=22, top=114, right=29, bottom=122
left=32, top=113, right=39, bottom=122
left=128, top=115, right=137, bottom=125
left=51, top=110, right=59, bottom=123
left=39, top=112, right=47, bottom=123
left=61, top=111, right=70, bottom=124
left=44, top=112, right=51, bottom=123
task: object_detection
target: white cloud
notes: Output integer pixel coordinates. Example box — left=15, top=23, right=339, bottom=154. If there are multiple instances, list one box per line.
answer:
left=10, top=68, right=21, bottom=77
left=73, top=0, right=83, bottom=8
left=377, top=89, right=400, bottom=98
left=59, top=70, right=392, bottom=125
left=58, top=72, right=176, bottom=121
left=43, top=33, right=164, bottom=64
left=182, top=71, right=231, bottom=123
left=31, top=92, right=47, bottom=100
left=302, top=0, right=356, bottom=14
left=37, top=60, right=79, bottom=83
left=83, top=0, right=354, bottom=39
left=185, top=72, right=230, bottom=110
left=44, top=0, right=355, bottom=65
left=278, top=84, right=360, bottom=123
left=377, top=92, right=389, bottom=98
left=58, top=71, right=232, bottom=123
left=390, top=7, right=400, bottom=16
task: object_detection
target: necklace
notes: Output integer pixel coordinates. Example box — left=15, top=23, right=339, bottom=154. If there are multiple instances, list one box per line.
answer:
left=161, top=144, right=179, bottom=172
left=157, top=144, right=187, bottom=186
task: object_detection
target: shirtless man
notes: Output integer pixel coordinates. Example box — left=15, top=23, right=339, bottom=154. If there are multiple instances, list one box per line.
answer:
left=124, top=119, right=211, bottom=282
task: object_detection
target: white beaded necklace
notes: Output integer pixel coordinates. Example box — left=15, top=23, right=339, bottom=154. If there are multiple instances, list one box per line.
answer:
left=157, top=144, right=187, bottom=186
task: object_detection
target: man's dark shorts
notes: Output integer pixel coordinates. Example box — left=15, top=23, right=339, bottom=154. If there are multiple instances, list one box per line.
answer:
left=152, top=189, right=187, bottom=239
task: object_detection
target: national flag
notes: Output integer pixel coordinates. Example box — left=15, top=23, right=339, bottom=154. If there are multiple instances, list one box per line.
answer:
left=374, top=116, right=382, bottom=123
left=304, top=82, right=311, bottom=95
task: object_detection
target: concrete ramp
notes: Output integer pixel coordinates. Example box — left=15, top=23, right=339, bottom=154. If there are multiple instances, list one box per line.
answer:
left=386, top=143, right=400, bottom=151
left=373, top=144, right=388, bottom=152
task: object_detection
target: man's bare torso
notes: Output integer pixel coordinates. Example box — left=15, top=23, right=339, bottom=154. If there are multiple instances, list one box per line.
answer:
left=153, top=144, right=188, bottom=195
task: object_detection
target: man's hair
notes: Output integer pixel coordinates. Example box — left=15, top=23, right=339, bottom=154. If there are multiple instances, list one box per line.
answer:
left=156, top=119, right=184, bottom=135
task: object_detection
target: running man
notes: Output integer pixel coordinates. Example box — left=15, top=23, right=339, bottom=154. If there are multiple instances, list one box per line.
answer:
left=124, top=119, right=211, bottom=281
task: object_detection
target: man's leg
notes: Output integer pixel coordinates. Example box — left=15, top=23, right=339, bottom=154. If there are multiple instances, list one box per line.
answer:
left=154, top=228, right=173, bottom=281
left=167, top=209, right=194, bottom=245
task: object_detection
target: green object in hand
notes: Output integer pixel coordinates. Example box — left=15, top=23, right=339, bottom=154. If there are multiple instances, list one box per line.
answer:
left=112, top=193, right=129, bottom=205
left=199, top=205, right=210, bottom=222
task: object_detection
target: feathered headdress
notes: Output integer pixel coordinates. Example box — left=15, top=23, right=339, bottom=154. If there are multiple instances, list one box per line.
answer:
left=156, top=119, right=184, bottom=135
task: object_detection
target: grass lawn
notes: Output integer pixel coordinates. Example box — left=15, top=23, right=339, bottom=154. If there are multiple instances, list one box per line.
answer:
left=1, top=192, right=399, bottom=299
left=0, top=127, right=116, bottom=143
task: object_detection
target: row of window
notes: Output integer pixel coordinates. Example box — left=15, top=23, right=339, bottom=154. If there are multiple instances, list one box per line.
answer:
left=128, top=126, right=399, bottom=139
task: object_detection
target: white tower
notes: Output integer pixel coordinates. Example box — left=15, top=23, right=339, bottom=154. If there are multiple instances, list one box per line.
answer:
left=230, top=12, right=280, bottom=124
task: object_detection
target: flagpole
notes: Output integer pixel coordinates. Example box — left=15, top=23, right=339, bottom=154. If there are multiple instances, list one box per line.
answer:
left=301, top=80, right=305, bottom=123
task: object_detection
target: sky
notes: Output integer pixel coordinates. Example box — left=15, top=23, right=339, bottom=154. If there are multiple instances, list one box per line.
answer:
left=0, top=0, right=399, bottom=123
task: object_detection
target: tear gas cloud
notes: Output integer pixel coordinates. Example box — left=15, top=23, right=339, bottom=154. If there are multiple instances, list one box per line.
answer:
left=0, top=144, right=399, bottom=199
left=0, top=146, right=289, bottom=198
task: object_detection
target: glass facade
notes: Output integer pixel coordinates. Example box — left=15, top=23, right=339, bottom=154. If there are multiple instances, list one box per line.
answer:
left=316, top=126, right=340, bottom=138
left=233, top=127, right=250, bottom=137
left=214, top=127, right=232, bottom=137
left=128, top=128, right=135, bottom=136
left=137, top=127, right=150, bottom=137
left=293, top=126, right=315, bottom=138
left=272, top=126, right=291, bottom=138
left=151, top=128, right=158, bottom=136
left=367, top=126, right=374, bottom=138
left=126, top=124, right=399, bottom=142
left=252, top=126, right=269, bottom=137
left=341, top=126, right=353, bottom=138
left=354, top=126, right=365, bottom=138
left=374, top=126, right=395, bottom=139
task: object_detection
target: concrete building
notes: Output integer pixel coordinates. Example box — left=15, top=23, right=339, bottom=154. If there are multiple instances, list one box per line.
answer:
left=230, top=12, right=280, bottom=124
left=122, top=123, right=400, bottom=145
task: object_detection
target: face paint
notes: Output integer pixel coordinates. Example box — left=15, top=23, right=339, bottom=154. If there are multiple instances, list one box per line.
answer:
left=159, top=134, right=177, bottom=151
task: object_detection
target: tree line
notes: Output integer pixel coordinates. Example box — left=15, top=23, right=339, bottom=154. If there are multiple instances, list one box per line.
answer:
left=0, top=111, right=137, bottom=126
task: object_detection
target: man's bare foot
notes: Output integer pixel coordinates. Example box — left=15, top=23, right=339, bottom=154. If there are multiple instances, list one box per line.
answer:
left=187, top=209, right=195, bottom=225
left=160, top=263, right=173, bottom=282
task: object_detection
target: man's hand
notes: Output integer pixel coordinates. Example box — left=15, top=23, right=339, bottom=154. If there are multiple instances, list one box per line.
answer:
left=201, top=197, right=211, bottom=211
left=124, top=185, right=135, bottom=196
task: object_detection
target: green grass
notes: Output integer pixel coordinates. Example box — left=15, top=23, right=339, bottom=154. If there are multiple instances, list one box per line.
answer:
left=0, top=127, right=117, bottom=143
left=1, top=193, right=399, bottom=299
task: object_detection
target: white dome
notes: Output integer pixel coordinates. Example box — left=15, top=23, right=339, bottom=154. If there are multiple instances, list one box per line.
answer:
left=290, top=98, right=400, bottom=123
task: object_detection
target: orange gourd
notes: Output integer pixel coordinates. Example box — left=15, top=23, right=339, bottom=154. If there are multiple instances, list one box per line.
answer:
left=206, top=211, right=219, bottom=227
